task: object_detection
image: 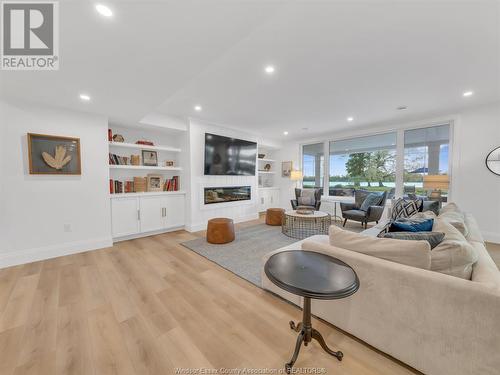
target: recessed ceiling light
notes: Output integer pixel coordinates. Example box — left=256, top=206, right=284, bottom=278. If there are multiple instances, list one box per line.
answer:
left=264, top=65, right=275, bottom=74
left=194, top=105, right=202, bottom=111
left=396, top=106, right=408, bottom=110
left=347, top=117, right=354, bottom=122
left=283, top=131, right=289, bottom=135
left=79, top=94, right=91, bottom=101
left=463, top=90, right=474, bottom=97
left=95, top=4, right=113, bottom=17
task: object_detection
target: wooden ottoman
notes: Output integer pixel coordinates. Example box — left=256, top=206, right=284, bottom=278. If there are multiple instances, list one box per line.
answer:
left=266, top=208, right=285, bottom=226
left=207, top=218, right=235, bottom=244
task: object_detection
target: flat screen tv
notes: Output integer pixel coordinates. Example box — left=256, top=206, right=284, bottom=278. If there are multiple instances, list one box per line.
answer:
left=204, top=133, right=257, bottom=176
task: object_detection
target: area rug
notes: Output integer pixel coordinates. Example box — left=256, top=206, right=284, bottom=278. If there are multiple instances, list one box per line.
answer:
left=181, top=224, right=298, bottom=286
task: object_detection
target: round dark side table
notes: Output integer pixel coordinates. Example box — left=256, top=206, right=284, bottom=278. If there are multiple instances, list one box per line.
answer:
left=264, top=250, right=359, bottom=373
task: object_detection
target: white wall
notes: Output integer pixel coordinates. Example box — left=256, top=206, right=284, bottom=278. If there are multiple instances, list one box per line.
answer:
left=452, top=102, right=500, bottom=242
left=0, top=100, right=112, bottom=267
left=277, top=102, right=500, bottom=242
left=186, top=119, right=259, bottom=231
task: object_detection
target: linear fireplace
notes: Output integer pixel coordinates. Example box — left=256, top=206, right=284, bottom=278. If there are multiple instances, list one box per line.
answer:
left=204, top=186, right=251, bottom=205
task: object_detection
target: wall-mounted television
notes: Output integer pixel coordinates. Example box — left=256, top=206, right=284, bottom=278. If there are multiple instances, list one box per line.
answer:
left=204, top=133, right=257, bottom=176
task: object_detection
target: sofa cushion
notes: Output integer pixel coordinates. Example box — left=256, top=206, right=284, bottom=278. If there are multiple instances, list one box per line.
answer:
left=342, top=209, right=366, bottom=220
left=329, top=225, right=431, bottom=269
left=391, top=198, right=423, bottom=220
left=359, top=192, right=383, bottom=211
left=389, top=217, right=434, bottom=232
left=438, top=203, right=469, bottom=237
left=383, top=231, right=445, bottom=249
left=431, top=218, right=478, bottom=279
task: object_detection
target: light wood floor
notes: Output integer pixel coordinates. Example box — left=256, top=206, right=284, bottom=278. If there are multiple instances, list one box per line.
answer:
left=0, top=218, right=436, bottom=375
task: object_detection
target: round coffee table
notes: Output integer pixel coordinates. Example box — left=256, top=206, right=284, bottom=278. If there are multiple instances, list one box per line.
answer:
left=282, top=210, right=331, bottom=239
left=264, top=250, right=359, bottom=373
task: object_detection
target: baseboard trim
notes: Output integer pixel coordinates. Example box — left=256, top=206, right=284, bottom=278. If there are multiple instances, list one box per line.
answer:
left=483, top=231, right=500, bottom=244
left=0, top=236, right=113, bottom=269
left=186, top=213, right=260, bottom=233
left=112, top=226, right=185, bottom=242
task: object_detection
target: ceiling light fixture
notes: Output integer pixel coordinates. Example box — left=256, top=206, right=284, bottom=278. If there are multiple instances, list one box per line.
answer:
left=462, top=90, right=474, bottom=97
left=283, top=131, right=289, bottom=135
left=347, top=117, right=354, bottom=122
left=194, top=105, right=202, bottom=111
left=264, top=65, right=275, bottom=74
left=95, top=4, right=113, bottom=17
left=79, top=94, right=91, bottom=101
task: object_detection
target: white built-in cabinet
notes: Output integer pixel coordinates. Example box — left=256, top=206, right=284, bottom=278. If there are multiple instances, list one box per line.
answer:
left=258, top=188, right=280, bottom=212
left=111, top=192, right=185, bottom=239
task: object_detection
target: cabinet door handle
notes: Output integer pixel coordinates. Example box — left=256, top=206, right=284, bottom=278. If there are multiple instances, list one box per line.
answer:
left=162, top=207, right=166, bottom=217
left=137, top=210, right=140, bottom=221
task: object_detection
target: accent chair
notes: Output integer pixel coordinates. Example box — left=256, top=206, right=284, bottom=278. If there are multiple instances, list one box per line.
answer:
left=290, top=188, right=322, bottom=210
left=340, top=190, right=388, bottom=228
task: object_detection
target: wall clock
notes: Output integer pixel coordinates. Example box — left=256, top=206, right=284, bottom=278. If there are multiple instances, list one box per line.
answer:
left=485, top=147, right=500, bottom=176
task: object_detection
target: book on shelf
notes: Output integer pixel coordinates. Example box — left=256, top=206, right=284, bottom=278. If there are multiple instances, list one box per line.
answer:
left=110, top=179, right=134, bottom=194
left=108, top=153, right=130, bottom=166
left=164, top=176, right=179, bottom=191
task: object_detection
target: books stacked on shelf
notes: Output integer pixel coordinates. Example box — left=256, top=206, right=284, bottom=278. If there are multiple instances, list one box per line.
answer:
left=109, top=153, right=130, bottom=165
left=110, top=179, right=135, bottom=194
left=164, top=176, right=179, bottom=191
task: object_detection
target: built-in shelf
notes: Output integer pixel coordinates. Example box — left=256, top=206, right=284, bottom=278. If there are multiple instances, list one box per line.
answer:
left=109, top=141, right=181, bottom=153
left=110, top=191, right=186, bottom=198
left=258, top=171, right=275, bottom=174
left=258, top=158, right=275, bottom=162
left=109, top=165, right=182, bottom=171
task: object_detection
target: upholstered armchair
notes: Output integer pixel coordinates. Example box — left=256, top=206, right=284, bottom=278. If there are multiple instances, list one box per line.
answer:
left=340, top=190, right=388, bottom=228
left=290, top=188, right=322, bottom=210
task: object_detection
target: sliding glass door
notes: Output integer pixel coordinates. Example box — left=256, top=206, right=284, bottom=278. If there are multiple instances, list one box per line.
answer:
left=302, top=143, right=324, bottom=189
left=301, top=123, right=452, bottom=199
left=328, top=133, right=397, bottom=196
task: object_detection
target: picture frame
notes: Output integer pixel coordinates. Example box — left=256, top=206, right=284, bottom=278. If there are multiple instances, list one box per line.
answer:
left=165, top=160, right=175, bottom=167
left=146, top=174, right=163, bottom=192
left=27, top=133, right=81, bottom=175
left=282, top=161, right=293, bottom=177
left=141, top=150, right=158, bottom=166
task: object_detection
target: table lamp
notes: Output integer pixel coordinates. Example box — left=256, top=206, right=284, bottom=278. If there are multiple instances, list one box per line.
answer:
left=423, top=175, right=449, bottom=201
left=290, top=170, right=303, bottom=188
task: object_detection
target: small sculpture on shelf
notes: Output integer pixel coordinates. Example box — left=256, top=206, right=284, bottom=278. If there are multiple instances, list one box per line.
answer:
left=112, top=134, right=124, bottom=142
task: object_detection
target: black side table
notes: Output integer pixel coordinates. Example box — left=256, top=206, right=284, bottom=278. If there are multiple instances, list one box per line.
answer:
left=265, top=250, right=359, bottom=373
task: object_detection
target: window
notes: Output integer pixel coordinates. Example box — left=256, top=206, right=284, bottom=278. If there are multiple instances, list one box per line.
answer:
left=302, top=143, right=324, bottom=189
left=404, top=124, right=450, bottom=198
left=328, top=133, right=397, bottom=196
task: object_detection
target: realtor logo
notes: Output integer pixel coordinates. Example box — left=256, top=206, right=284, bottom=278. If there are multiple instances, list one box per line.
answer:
left=1, top=1, right=59, bottom=70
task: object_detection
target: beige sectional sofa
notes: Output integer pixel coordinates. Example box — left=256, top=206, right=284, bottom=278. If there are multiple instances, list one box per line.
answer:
left=261, top=211, right=500, bottom=375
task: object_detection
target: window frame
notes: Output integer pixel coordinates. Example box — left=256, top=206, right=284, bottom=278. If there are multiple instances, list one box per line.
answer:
left=299, top=120, right=454, bottom=200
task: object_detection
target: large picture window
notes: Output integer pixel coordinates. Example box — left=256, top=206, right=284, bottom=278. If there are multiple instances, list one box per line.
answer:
left=302, top=143, right=324, bottom=189
left=404, top=124, right=450, bottom=199
left=328, top=133, right=397, bottom=196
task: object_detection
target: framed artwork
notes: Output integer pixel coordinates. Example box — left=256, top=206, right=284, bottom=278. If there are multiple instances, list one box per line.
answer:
left=282, top=161, right=293, bottom=177
left=142, top=150, right=158, bottom=166
left=27, top=133, right=81, bottom=175
left=146, top=174, right=163, bottom=192
left=165, top=160, right=175, bottom=167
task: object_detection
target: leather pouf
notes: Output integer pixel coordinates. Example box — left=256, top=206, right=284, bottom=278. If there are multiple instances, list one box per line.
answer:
left=207, top=218, right=235, bottom=244
left=266, top=208, right=285, bottom=226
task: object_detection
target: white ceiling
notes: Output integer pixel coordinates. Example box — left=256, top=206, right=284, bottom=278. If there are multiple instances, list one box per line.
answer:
left=1, top=0, right=499, bottom=141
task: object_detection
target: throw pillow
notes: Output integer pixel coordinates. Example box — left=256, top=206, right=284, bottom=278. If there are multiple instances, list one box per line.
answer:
left=389, top=218, right=434, bottom=232
left=298, top=196, right=314, bottom=206
left=329, top=226, right=431, bottom=269
left=430, top=218, right=478, bottom=279
left=383, top=231, right=445, bottom=249
left=359, top=193, right=382, bottom=212
left=391, top=198, right=423, bottom=220
left=354, top=190, right=370, bottom=208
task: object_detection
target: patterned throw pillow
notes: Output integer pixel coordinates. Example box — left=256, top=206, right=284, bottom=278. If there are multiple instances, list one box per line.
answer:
left=391, top=198, right=423, bottom=220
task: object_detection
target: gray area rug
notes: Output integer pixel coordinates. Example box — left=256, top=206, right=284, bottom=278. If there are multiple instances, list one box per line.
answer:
left=181, top=224, right=298, bottom=286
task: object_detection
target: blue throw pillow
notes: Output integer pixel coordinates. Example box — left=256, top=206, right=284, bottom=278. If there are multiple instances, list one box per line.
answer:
left=389, top=218, right=434, bottom=232
left=359, top=193, right=382, bottom=212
